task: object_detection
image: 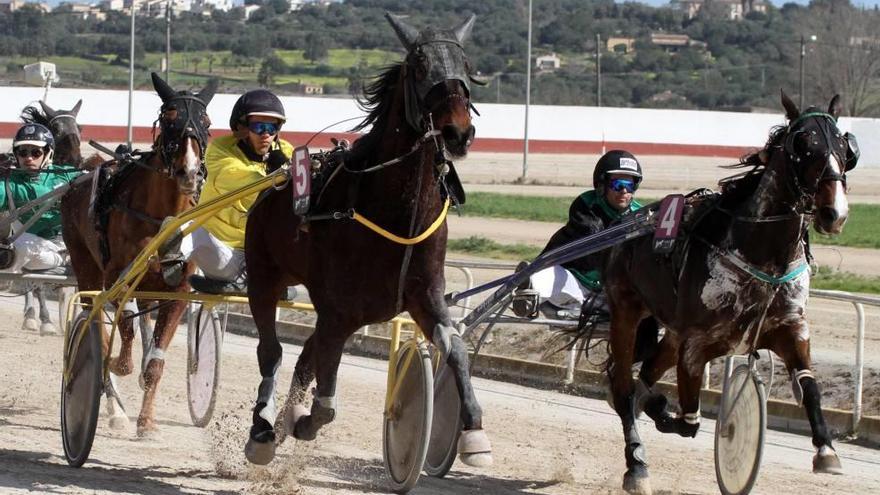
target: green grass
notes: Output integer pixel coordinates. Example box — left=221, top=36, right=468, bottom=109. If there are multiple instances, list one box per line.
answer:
left=448, top=237, right=880, bottom=294
left=463, top=193, right=880, bottom=249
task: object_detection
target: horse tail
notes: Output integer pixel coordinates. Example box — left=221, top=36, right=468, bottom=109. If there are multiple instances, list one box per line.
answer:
left=545, top=293, right=612, bottom=370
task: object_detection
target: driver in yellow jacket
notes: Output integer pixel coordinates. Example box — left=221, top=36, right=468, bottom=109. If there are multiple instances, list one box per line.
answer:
left=161, top=89, right=293, bottom=293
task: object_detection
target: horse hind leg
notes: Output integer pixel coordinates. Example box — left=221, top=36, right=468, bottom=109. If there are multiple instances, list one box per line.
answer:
left=104, top=371, right=129, bottom=430
left=136, top=299, right=187, bottom=437
left=278, top=335, right=315, bottom=443
left=108, top=300, right=138, bottom=376
left=22, top=288, right=38, bottom=331
left=35, top=286, right=58, bottom=336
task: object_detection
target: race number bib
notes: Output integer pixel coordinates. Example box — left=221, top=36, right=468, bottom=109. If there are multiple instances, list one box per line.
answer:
left=291, top=146, right=311, bottom=216
left=652, top=194, right=684, bottom=254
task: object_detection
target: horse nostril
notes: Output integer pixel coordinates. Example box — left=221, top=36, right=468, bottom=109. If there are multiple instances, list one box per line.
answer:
left=818, top=206, right=839, bottom=224
left=442, top=124, right=474, bottom=149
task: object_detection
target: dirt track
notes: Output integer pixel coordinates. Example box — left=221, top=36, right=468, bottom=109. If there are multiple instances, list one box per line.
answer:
left=2, top=298, right=880, bottom=495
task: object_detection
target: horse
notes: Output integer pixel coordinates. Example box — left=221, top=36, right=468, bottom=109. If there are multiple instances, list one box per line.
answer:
left=241, top=13, right=493, bottom=468
left=11, top=100, right=87, bottom=335
left=598, top=92, right=852, bottom=494
left=61, top=73, right=216, bottom=435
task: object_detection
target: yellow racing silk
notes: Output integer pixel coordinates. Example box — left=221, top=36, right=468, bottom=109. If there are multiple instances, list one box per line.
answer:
left=199, top=135, right=293, bottom=249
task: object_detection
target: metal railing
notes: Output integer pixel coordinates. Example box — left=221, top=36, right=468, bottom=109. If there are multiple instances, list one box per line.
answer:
left=445, top=259, right=878, bottom=434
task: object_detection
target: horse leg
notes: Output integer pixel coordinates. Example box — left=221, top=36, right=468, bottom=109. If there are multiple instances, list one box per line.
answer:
left=136, top=298, right=187, bottom=437
left=635, top=332, right=678, bottom=420
left=22, top=287, right=38, bottom=331
left=36, top=286, right=58, bottom=336
left=410, top=292, right=492, bottom=468
left=608, top=306, right=651, bottom=494
left=108, top=300, right=137, bottom=376
left=278, top=335, right=315, bottom=442
left=762, top=323, right=842, bottom=474
left=244, top=273, right=285, bottom=465
left=290, top=315, right=349, bottom=442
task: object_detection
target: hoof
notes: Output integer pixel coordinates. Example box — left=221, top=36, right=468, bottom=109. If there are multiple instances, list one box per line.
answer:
left=244, top=438, right=276, bottom=465
left=623, top=468, right=652, bottom=495
left=109, top=357, right=133, bottom=376
left=457, top=429, right=493, bottom=468
left=813, top=447, right=843, bottom=475
left=109, top=414, right=129, bottom=430
left=22, top=317, right=38, bottom=332
left=39, top=322, right=58, bottom=336
left=283, top=404, right=309, bottom=438
left=136, top=418, right=158, bottom=438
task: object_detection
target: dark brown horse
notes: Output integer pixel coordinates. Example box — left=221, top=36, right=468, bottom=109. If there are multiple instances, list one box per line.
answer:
left=61, top=73, right=216, bottom=436
left=600, top=92, right=852, bottom=494
left=242, top=13, right=493, bottom=468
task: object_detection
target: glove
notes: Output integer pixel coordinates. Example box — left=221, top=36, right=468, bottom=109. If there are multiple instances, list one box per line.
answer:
left=266, top=148, right=289, bottom=173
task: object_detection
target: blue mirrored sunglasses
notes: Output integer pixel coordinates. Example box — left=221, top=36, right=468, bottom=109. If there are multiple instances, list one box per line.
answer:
left=609, top=178, right=636, bottom=193
left=248, top=121, right=280, bottom=135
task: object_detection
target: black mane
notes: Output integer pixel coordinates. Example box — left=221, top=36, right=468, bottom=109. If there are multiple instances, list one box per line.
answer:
left=715, top=123, right=788, bottom=206
left=347, top=63, right=404, bottom=167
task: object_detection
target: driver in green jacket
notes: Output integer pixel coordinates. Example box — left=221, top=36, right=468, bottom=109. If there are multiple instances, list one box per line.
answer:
left=0, top=123, right=80, bottom=274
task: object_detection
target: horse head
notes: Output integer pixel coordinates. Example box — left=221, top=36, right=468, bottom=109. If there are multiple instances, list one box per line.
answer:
left=150, top=72, right=218, bottom=196
left=386, top=13, right=486, bottom=158
left=778, top=91, right=853, bottom=235
left=22, top=100, right=84, bottom=167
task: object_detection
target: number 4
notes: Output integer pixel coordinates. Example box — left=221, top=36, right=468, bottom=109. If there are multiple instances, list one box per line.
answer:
left=660, top=196, right=681, bottom=237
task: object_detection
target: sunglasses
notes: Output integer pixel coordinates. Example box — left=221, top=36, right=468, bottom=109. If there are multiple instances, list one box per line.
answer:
left=248, top=121, right=280, bottom=136
left=16, top=148, right=44, bottom=159
left=608, top=178, right=636, bottom=193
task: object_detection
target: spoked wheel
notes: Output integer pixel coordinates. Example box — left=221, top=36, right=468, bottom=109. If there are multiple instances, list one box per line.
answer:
left=383, top=339, right=434, bottom=493
left=715, top=363, right=767, bottom=495
left=61, top=312, right=103, bottom=467
left=423, top=347, right=461, bottom=478
left=186, top=303, right=224, bottom=427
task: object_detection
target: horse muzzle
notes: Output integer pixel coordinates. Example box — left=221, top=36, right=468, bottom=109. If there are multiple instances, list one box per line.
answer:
left=442, top=124, right=475, bottom=158
left=815, top=206, right=847, bottom=235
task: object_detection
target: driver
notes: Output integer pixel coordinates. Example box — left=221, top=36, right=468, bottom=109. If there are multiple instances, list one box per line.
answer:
left=0, top=123, right=80, bottom=274
left=513, top=150, right=643, bottom=319
left=160, top=89, right=293, bottom=294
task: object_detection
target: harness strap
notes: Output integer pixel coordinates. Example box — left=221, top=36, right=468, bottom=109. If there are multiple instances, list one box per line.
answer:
left=113, top=202, right=165, bottom=226
left=694, top=234, right=809, bottom=286
left=352, top=197, right=450, bottom=246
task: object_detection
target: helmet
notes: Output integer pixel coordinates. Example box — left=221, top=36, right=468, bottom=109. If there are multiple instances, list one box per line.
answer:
left=13, top=123, right=54, bottom=167
left=592, top=150, right=642, bottom=191
left=229, top=89, right=286, bottom=131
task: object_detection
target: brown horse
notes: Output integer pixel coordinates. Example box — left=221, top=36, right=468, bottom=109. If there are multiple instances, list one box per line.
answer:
left=61, top=73, right=216, bottom=436
left=599, top=92, right=852, bottom=494
left=242, top=13, right=493, bottom=468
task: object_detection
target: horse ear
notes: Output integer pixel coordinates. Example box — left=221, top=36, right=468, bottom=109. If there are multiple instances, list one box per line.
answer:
left=70, top=99, right=83, bottom=117
left=828, top=94, right=842, bottom=120
left=151, top=72, right=176, bottom=102
left=453, top=14, right=476, bottom=44
left=781, top=89, right=799, bottom=122
left=385, top=12, right=419, bottom=50
left=198, top=78, right=219, bottom=105
left=38, top=100, right=56, bottom=118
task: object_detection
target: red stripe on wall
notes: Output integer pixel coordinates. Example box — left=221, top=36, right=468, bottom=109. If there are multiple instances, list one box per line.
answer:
left=0, top=123, right=754, bottom=158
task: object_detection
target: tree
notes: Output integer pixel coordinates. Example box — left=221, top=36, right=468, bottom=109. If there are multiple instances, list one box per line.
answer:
left=304, top=33, right=329, bottom=62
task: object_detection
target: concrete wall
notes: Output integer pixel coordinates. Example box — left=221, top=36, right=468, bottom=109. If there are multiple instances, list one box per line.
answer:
left=2, top=85, right=878, bottom=165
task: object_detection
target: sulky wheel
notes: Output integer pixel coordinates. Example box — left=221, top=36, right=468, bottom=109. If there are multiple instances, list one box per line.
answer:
left=186, top=304, right=224, bottom=427
left=61, top=312, right=103, bottom=467
left=382, top=338, right=434, bottom=493
left=422, top=348, right=461, bottom=478
left=715, top=363, right=767, bottom=495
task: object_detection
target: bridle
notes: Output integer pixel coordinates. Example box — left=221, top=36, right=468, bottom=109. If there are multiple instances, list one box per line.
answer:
left=151, top=94, right=211, bottom=180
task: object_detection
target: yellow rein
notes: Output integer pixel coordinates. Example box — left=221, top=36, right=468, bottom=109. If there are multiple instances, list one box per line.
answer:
left=351, top=198, right=450, bottom=245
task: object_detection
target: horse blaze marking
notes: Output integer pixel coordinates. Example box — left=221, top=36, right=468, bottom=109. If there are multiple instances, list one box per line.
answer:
left=292, top=146, right=311, bottom=215
left=653, top=194, right=684, bottom=254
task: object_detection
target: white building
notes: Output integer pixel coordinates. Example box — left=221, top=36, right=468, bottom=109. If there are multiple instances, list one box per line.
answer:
left=193, top=0, right=233, bottom=13
left=535, top=53, right=561, bottom=71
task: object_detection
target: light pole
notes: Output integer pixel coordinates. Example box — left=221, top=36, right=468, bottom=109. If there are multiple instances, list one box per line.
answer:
left=522, top=0, right=532, bottom=181
left=165, top=0, right=172, bottom=82
left=799, top=34, right=817, bottom=109
left=127, top=0, right=137, bottom=148
left=596, top=33, right=601, bottom=107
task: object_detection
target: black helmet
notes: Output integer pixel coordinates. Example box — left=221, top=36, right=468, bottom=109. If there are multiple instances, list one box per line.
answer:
left=13, top=123, right=54, bottom=166
left=592, top=150, right=642, bottom=190
left=229, top=89, right=286, bottom=131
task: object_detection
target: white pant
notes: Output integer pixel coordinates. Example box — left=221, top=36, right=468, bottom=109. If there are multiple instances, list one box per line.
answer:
left=4, top=232, right=66, bottom=272
left=179, top=226, right=245, bottom=282
left=530, top=265, right=588, bottom=310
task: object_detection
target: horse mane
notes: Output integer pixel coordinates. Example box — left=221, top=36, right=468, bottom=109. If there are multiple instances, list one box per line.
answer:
left=20, top=105, right=50, bottom=127
left=347, top=63, right=404, bottom=166
left=715, top=124, right=787, bottom=205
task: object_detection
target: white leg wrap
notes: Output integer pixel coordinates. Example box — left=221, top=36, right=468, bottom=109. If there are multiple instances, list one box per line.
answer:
left=682, top=412, right=701, bottom=425
left=791, top=369, right=814, bottom=406
left=257, top=376, right=277, bottom=424
left=314, top=394, right=337, bottom=411
left=146, top=347, right=165, bottom=362
left=432, top=323, right=460, bottom=356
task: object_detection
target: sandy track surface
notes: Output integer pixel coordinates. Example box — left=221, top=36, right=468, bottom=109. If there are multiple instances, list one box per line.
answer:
left=1, top=297, right=880, bottom=495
